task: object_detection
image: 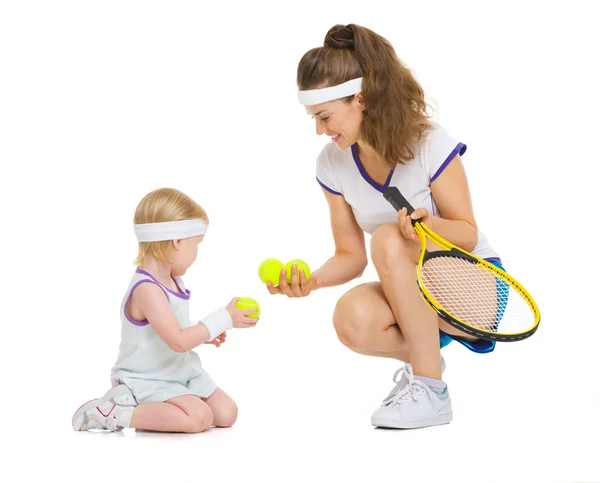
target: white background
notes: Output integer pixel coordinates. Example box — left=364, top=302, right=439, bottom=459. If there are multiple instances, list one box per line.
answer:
left=1, top=1, right=598, bottom=482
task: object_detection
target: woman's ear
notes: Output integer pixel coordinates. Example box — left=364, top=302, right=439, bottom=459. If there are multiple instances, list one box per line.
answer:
left=172, top=239, right=182, bottom=250
left=355, top=93, right=366, bottom=111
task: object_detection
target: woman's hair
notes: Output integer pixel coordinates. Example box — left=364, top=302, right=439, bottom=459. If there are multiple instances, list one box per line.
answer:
left=133, top=187, right=208, bottom=265
left=297, top=24, right=433, bottom=168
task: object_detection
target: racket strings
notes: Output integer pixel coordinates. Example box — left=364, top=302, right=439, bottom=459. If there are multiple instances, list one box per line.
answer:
left=420, top=256, right=535, bottom=334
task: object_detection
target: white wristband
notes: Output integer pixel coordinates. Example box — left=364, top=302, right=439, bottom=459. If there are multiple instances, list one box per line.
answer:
left=200, top=308, right=233, bottom=341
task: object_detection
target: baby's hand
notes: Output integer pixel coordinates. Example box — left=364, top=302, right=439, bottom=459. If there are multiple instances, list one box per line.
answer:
left=226, top=297, right=259, bottom=328
left=205, top=332, right=226, bottom=347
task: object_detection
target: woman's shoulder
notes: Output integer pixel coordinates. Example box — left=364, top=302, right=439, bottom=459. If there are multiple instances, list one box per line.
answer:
left=316, top=141, right=353, bottom=168
left=418, top=120, right=454, bottom=148
left=314, top=142, right=355, bottom=194
left=414, top=121, right=465, bottom=156
left=413, top=120, right=467, bottom=178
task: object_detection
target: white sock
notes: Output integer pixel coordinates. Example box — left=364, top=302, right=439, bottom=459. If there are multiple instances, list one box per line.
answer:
left=115, top=407, right=134, bottom=428
left=415, top=375, right=447, bottom=393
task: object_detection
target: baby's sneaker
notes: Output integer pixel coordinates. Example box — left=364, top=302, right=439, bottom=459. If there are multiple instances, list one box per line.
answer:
left=72, top=384, right=137, bottom=431
left=371, top=362, right=452, bottom=429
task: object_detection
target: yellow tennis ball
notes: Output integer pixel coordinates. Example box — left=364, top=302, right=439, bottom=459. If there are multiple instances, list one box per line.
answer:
left=235, top=297, right=260, bottom=318
left=258, top=258, right=284, bottom=285
left=285, top=259, right=311, bottom=284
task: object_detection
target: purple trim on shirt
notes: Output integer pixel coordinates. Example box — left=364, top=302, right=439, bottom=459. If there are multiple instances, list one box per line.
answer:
left=172, top=277, right=190, bottom=296
left=484, top=256, right=502, bottom=264
left=430, top=142, right=467, bottom=183
left=135, top=268, right=190, bottom=300
left=123, top=279, right=170, bottom=326
left=316, top=176, right=342, bottom=195
left=351, top=144, right=395, bottom=193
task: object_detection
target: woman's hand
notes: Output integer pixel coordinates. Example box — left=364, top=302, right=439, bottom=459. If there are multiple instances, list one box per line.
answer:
left=397, top=207, right=433, bottom=242
left=266, top=263, right=318, bottom=298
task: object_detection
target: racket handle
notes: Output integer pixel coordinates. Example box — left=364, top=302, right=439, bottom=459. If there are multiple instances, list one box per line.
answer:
left=383, top=187, right=416, bottom=215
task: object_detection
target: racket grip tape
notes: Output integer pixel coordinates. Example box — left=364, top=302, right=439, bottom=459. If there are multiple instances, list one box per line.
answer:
left=383, top=187, right=420, bottom=224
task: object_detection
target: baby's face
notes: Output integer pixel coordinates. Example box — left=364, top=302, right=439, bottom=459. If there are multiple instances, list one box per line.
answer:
left=171, top=234, right=204, bottom=276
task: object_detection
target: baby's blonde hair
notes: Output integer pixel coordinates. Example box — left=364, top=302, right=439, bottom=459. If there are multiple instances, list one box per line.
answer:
left=133, top=188, right=208, bottom=265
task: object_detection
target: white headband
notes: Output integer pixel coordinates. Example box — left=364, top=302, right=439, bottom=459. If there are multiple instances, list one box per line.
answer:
left=134, top=219, right=208, bottom=242
left=297, top=77, right=363, bottom=106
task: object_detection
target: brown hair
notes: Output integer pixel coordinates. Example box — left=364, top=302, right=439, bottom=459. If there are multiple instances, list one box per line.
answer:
left=297, top=24, right=433, bottom=168
left=133, top=187, right=208, bottom=265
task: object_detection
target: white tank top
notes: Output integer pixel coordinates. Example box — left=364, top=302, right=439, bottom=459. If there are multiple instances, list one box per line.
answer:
left=110, top=268, right=204, bottom=384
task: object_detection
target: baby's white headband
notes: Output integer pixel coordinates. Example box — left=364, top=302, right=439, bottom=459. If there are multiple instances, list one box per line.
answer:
left=297, top=77, right=363, bottom=106
left=134, top=219, right=208, bottom=242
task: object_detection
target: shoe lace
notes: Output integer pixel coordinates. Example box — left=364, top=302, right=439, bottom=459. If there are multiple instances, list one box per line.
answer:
left=383, top=365, right=407, bottom=402
left=386, top=364, right=432, bottom=407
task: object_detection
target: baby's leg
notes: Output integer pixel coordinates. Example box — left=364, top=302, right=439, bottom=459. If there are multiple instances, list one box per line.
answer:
left=131, top=395, right=213, bottom=433
left=202, top=388, right=238, bottom=428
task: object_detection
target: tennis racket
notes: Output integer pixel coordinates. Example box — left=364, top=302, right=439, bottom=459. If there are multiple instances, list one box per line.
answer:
left=383, top=186, right=540, bottom=342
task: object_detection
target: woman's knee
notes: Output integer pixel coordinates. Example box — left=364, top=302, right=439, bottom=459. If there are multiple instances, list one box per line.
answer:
left=333, top=287, right=376, bottom=350
left=370, top=223, right=415, bottom=268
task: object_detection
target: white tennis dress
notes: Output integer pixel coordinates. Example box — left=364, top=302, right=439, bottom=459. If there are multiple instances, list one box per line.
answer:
left=110, top=268, right=220, bottom=404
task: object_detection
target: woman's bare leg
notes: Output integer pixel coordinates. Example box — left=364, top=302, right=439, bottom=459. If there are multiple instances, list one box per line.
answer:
left=333, top=281, right=410, bottom=362
left=369, top=223, right=442, bottom=380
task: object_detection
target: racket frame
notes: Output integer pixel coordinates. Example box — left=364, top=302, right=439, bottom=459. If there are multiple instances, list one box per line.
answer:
left=383, top=186, right=540, bottom=342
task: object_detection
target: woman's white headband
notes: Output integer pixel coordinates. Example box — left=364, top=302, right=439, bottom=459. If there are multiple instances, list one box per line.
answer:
left=134, top=219, right=208, bottom=242
left=297, top=77, right=363, bottom=106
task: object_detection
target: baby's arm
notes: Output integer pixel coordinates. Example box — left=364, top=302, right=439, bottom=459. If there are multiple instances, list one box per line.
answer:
left=132, top=283, right=232, bottom=352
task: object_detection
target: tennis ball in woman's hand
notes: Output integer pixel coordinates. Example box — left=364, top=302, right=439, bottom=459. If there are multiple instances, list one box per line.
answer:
left=235, top=297, right=260, bottom=318
left=285, top=259, right=311, bottom=284
left=258, top=258, right=284, bottom=285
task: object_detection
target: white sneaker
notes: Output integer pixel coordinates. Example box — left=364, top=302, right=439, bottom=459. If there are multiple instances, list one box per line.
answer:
left=379, top=355, right=446, bottom=406
left=371, top=363, right=452, bottom=429
left=72, top=384, right=137, bottom=431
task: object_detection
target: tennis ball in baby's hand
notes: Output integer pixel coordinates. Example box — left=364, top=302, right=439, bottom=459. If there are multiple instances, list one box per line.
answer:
left=285, top=259, right=311, bottom=284
left=235, top=297, right=260, bottom=318
left=258, top=258, right=284, bottom=285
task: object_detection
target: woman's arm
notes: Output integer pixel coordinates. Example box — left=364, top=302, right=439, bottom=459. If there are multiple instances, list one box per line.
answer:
left=429, top=155, right=479, bottom=252
left=311, top=189, right=369, bottom=288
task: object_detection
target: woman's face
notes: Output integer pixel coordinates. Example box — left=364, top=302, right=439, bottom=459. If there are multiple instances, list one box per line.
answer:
left=306, top=95, right=365, bottom=150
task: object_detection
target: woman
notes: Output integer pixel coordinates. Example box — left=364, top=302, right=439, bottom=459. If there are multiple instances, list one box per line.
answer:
left=266, top=24, right=505, bottom=429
